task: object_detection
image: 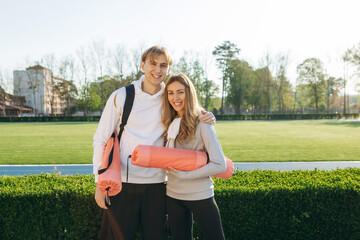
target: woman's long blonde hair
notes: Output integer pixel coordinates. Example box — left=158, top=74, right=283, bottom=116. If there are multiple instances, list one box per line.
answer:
left=162, top=73, right=201, bottom=145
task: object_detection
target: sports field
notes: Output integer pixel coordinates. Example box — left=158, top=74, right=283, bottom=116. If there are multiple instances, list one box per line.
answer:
left=0, top=120, right=359, bottom=164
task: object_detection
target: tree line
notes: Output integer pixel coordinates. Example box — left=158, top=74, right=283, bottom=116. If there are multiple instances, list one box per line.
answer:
left=212, top=41, right=360, bottom=115
left=0, top=40, right=359, bottom=116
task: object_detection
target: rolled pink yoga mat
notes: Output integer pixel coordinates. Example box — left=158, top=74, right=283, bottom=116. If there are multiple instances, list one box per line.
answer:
left=212, top=157, right=234, bottom=179
left=131, top=145, right=207, bottom=171
left=98, top=131, right=122, bottom=196
left=131, top=145, right=234, bottom=179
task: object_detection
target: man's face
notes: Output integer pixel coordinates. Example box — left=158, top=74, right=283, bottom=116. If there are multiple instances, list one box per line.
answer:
left=141, top=54, right=171, bottom=87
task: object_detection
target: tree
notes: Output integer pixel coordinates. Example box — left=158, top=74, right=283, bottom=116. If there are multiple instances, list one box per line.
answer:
left=227, top=59, right=254, bottom=114
left=256, top=51, right=275, bottom=114
left=172, top=51, right=218, bottom=110
left=42, top=54, right=57, bottom=74
left=172, top=51, right=202, bottom=89
left=295, top=83, right=313, bottom=113
left=57, top=80, right=78, bottom=116
left=201, top=79, right=219, bottom=111
left=343, top=48, right=358, bottom=114
left=324, top=76, right=342, bottom=113
left=78, top=84, right=101, bottom=112
left=198, top=50, right=220, bottom=111
left=91, top=75, right=127, bottom=108
left=76, top=46, right=91, bottom=116
left=58, top=55, right=77, bottom=115
left=212, top=41, right=240, bottom=114
left=129, top=43, right=146, bottom=81
left=253, top=67, right=274, bottom=114
left=110, top=44, right=128, bottom=81
left=59, top=55, right=76, bottom=82
left=90, top=39, right=109, bottom=109
left=273, top=53, right=293, bottom=113
left=297, top=58, right=326, bottom=113
left=345, top=43, right=360, bottom=76
left=172, top=53, right=205, bottom=98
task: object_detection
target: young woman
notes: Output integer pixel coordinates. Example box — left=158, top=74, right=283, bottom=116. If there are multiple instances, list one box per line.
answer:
left=162, top=73, right=226, bottom=240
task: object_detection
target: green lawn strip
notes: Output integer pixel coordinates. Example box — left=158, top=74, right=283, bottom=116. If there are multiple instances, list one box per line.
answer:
left=0, top=122, right=97, bottom=164
left=0, top=120, right=359, bottom=164
left=215, top=120, right=360, bottom=161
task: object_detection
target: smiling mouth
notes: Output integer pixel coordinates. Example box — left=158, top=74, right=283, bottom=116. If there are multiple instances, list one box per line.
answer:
left=152, top=74, right=161, bottom=79
left=173, top=102, right=182, bottom=106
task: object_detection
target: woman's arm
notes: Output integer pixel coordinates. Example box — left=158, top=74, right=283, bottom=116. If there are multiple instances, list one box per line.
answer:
left=168, top=123, right=226, bottom=179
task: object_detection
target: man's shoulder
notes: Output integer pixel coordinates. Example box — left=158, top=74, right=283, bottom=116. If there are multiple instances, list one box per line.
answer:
left=110, top=87, right=126, bottom=98
left=108, top=87, right=127, bottom=109
left=113, top=84, right=134, bottom=96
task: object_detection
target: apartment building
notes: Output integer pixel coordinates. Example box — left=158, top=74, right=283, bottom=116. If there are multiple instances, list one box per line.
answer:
left=13, top=65, right=66, bottom=116
left=0, top=85, right=32, bottom=117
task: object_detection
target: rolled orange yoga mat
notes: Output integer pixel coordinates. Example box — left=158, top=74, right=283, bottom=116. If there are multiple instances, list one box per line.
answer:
left=131, top=145, right=207, bottom=170
left=98, top=131, right=122, bottom=196
left=131, top=145, right=234, bottom=178
left=212, top=157, right=234, bottom=178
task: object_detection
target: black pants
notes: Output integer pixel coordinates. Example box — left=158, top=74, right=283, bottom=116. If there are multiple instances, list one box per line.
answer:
left=99, top=183, right=167, bottom=240
left=166, top=196, right=225, bottom=240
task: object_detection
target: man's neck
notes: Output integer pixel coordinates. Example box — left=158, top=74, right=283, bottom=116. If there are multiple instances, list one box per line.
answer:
left=141, top=81, right=161, bottom=95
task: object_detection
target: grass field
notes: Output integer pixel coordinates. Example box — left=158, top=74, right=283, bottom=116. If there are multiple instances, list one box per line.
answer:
left=0, top=120, right=359, bottom=164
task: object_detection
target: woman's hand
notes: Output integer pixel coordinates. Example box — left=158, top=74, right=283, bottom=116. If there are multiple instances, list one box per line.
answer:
left=167, top=166, right=178, bottom=173
left=199, top=110, right=216, bottom=125
left=95, top=183, right=108, bottom=209
left=167, top=166, right=189, bottom=179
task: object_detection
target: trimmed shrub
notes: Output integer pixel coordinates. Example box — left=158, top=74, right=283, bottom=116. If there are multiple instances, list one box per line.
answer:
left=0, top=174, right=102, bottom=240
left=211, top=169, right=360, bottom=240
left=0, top=169, right=359, bottom=240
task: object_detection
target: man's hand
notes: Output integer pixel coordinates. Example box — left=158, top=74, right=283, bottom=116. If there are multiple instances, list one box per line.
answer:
left=95, top=183, right=108, bottom=209
left=199, top=110, right=216, bottom=125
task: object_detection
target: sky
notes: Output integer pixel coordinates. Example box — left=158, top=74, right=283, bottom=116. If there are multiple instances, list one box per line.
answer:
left=1, top=0, right=359, bottom=94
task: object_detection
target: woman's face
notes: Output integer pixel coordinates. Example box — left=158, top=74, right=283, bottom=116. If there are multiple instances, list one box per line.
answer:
left=167, top=81, right=186, bottom=117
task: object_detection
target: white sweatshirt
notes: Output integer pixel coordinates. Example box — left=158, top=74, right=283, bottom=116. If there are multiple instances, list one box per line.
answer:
left=92, top=76, right=166, bottom=183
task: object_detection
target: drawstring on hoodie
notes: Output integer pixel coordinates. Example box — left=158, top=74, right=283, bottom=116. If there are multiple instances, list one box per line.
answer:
left=127, top=155, right=131, bottom=183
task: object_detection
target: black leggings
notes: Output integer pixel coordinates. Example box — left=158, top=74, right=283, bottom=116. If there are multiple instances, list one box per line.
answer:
left=166, top=196, right=225, bottom=240
left=99, top=183, right=167, bottom=240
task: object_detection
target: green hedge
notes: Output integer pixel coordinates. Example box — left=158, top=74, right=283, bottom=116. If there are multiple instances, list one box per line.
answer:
left=211, top=169, right=360, bottom=240
left=0, top=169, right=359, bottom=240
left=0, top=174, right=102, bottom=240
left=0, top=113, right=359, bottom=122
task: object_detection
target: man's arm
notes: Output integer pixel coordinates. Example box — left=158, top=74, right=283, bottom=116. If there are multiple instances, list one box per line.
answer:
left=92, top=89, right=124, bottom=182
left=93, top=89, right=124, bottom=209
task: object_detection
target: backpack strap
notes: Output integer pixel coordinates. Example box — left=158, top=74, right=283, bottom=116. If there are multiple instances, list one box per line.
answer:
left=98, top=84, right=135, bottom=175
left=118, top=84, right=135, bottom=141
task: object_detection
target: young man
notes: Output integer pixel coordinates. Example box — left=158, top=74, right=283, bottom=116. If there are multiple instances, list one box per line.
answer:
left=93, top=46, right=214, bottom=240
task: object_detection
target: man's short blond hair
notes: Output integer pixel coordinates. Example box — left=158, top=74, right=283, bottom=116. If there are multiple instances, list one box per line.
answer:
left=141, top=46, right=173, bottom=66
